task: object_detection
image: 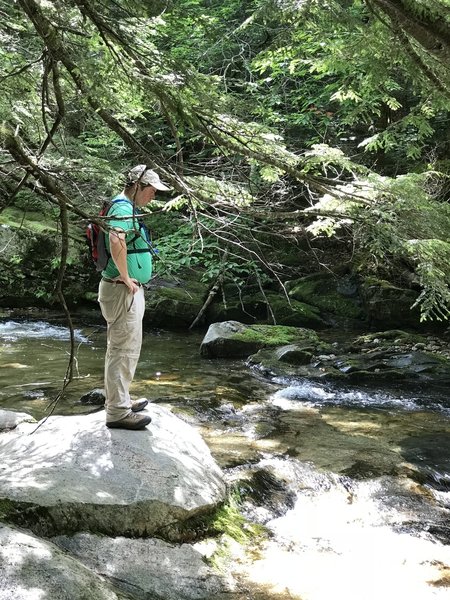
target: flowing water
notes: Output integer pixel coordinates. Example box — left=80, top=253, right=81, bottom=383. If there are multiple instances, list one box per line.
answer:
left=1, top=318, right=450, bottom=599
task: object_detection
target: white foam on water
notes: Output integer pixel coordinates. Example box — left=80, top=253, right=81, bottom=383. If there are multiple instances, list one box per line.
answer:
left=0, top=321, right=89, bottom=343
left=271, top=379, right=422, bottom=411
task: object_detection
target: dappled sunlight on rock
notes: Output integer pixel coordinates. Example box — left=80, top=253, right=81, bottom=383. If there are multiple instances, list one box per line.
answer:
left=0, top=407, right=226, bottom=537
left=0, top=524, right=124, bottom=599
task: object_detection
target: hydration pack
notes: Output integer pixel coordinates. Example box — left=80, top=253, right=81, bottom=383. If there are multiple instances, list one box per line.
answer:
left=86, top=198, right=152, bottom=272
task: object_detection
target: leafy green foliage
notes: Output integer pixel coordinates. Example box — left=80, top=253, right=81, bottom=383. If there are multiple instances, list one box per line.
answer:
left=1, top=0, right=450, bottom=323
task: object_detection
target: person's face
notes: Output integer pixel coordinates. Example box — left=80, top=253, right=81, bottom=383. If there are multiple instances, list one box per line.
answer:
left=135, top=184, right=157, bottom=206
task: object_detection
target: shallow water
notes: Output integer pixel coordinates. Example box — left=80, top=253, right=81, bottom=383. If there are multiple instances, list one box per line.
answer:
left=1, top=319, right=449, bottom=598
left=1, top=319, right=449, bottom=484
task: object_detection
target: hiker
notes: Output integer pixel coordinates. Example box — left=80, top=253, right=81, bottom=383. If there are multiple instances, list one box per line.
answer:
left=98, top=165, right=170, bottom=430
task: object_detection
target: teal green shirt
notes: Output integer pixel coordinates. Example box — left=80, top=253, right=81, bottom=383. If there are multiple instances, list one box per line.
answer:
left=101, top=195, right=152, bottom=283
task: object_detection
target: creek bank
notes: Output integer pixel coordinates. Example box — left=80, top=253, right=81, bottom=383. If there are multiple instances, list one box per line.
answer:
left=0, top=405, right=226, bottom=538
left=2, top=223, right=440, bottom=333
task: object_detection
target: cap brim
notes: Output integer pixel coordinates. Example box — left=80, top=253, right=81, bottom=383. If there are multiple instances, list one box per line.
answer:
left=153, top=181, right=171, bottom=191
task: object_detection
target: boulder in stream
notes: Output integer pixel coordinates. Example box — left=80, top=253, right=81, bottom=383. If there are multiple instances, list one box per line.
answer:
left=200, top=321, right=326, bottom=358
left=0, top=405, right=226, bottom=538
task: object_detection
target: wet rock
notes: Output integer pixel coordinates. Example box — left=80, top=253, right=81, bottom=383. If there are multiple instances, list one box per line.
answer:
left=238, top=469, right=297, bottom=521
left=52, top=532, right=232, bottom=600
left=274, top=345, right=314, bottom=365
left=0, top=406, right=226, bottom=538
left=79, top=388, right=105, bottom=406
left=246, top=328, right=450, bottom=385
left=0, top=524, right=125, bottom=600
left=0, top=409, right=35, bottom=431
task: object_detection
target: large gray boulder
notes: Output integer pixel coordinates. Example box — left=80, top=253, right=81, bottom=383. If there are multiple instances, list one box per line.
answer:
left=0, top=524, right=129, bottom=600
left=0, top=405, right=226, bottom=538
left=53, top=532, right=232, bottom=600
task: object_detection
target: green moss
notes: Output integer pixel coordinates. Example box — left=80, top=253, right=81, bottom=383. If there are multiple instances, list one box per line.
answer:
left=264, top=292, right=323, bottom=326
left=206, top=493, right=268, bottom=572
left=362, top=277, right=405, bottom=290
left=83, top=292, right=98, bottom=302
left=0, top=498, right=15, bottom=520
left=288, top=273, right=364, bottom=319
left=0, top=207, right=58, bottom=234
left=231, top=324, right=320, bottom=348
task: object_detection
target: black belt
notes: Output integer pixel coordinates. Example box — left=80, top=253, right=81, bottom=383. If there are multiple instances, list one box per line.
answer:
left=102, top=278, right=142, bottom=287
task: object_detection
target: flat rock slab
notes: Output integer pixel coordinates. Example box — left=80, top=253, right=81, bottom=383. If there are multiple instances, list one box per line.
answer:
left=0, top=405, right=226, bottom=537
left=53, top=532, right=233, bottom=600
left=0, top=524, right=128, bottom=600
left=0, top=409, right=35, bottom=431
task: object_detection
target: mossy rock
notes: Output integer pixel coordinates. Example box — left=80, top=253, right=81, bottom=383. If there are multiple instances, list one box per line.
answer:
left=359, top=278, right=421, bottom=328
left=233, top=324, right=321, bottom=348
left=263, top=292, right=324, bottom=327
left=200, top=321, right=325, bottom=358
left=145, top=280, right=207, bottom=328
left=207, top=290, right=323, bottom=328
left=286, top=273, right=364, bottom=321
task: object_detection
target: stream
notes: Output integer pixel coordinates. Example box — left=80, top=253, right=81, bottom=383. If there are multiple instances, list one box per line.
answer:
left=1, top=318, right=449, bottom=599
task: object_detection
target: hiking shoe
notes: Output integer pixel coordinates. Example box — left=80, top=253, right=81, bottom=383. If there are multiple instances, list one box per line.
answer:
left=106, top=413, right=151, bottom=430
left=131, top=399, right=149, bottom=412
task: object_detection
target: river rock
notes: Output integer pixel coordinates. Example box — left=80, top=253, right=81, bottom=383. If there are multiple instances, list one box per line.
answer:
left=144, top=278, right=208, bottom=328
left=0, top=405, right=226, bottom=537
left=79, top=388, right=106, bottom=405
left=286, top=272, right=365, bottom=325
left=0, top=409, right=35, bottom=431
left=0, top=524, right=128, bottom=600
left=200, top=321, right=324, bottom=358
left=52, top=532, right=232, bottom=600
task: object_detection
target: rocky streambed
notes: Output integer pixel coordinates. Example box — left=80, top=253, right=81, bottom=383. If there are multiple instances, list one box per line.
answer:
left=0, top=318, right=449, bottom=599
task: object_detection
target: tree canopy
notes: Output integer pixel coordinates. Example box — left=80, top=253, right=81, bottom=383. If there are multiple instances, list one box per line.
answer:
left=1, top=0, right=449, bottom=321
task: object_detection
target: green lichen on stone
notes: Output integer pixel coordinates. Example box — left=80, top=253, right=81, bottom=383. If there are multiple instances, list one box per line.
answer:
left=231, top=324, right=321, bottom=348
left=287, top=273, right=363, bottom=319
left=145, top=281, right=207, bottom=326
left=362, top=277, right=405, bottom=290
left=263, top=292, right=323, bottom=326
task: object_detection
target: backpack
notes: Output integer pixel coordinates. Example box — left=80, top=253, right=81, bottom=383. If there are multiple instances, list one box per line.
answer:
left=86, top=198, right=153, bottom=272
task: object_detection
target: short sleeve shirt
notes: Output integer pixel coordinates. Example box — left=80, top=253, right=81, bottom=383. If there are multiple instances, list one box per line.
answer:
left=101, top=195, right=152, bottom=283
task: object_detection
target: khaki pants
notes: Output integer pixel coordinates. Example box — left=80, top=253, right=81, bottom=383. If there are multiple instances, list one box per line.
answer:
left=98, top=280, right=145, bottom=422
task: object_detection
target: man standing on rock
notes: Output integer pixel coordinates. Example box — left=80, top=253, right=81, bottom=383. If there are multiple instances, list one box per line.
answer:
left=98, top=165, right=170, bottom=430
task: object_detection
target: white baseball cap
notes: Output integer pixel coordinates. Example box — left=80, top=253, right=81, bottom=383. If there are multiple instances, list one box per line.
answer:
left=127, top=165, right=171, bottom=191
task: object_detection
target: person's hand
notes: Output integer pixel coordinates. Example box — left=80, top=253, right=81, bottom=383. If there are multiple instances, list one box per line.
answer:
left=123, top=277, right=139, bottom=294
